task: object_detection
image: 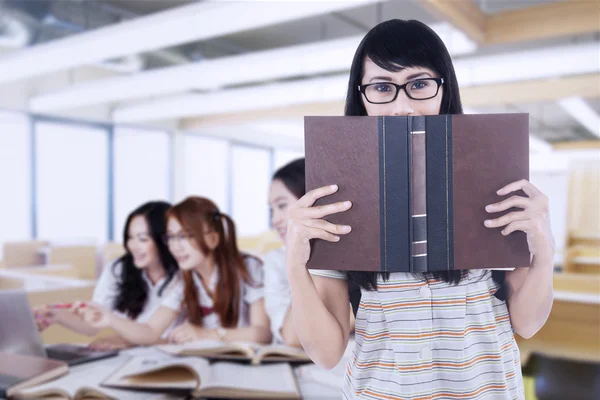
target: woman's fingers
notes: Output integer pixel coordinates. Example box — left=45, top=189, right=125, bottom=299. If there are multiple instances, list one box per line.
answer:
left=497, top=179, right=543, bottom=198
left=294, top=200, right=352, bottom=220
left=486, top=195, right=531, bottom=213
left=296, top=185, right=339, bottom=208
left=501, top=220, right=531, bottom=236
left=484, top=211, right=529, bottom=228
left=303, top=219, right=352, bottom=235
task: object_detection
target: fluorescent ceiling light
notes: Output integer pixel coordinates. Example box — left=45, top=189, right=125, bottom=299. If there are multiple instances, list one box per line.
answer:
left=30, top=22, right=475, bottom=112
left=114, top=42, right=600, bottom=123
left=455, top=42, right=599, bottom=86
left=113, top=75, right=348, bottom=122
left=557, top=97, right=600, bottom=138
left=529, top=134, right=553, bottom=153
left=0, top=0, right=378, bottom=85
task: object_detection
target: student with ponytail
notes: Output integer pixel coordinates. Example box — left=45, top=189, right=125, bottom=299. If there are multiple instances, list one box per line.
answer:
left=78, top=196, right=271, bottom=345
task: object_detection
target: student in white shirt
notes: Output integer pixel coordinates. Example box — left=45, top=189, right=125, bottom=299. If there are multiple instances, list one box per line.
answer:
left=35, top=201, right=180, bottom=350
left=264, top=159, right=306, bottom=347
left=78, top=196, right=272, bottom=345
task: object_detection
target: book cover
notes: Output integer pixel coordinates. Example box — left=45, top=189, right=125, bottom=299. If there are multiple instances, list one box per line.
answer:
left=305, top=114, right=530, bottom=272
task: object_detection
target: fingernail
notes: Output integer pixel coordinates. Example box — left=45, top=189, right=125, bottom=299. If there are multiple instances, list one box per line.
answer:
left=342, top=225, right=352, bottom=232
left=343, top=201, right=352, bottom=207
left=334, top=236, right=340, bottom=241
left=485, top=205, right=493, bottom=211
left=497, top=189, right=504, bottom=195
left=330, top=185, right=338, bottom=190
left=484, top=220, right=492, bottom=226
left=501, top=230, right=507, bottom=235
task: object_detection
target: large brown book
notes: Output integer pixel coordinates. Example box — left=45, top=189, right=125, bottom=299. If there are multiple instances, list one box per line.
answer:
left=0, top=352, right=68, bottom=398
left=304, top=114, right=530, bottom=272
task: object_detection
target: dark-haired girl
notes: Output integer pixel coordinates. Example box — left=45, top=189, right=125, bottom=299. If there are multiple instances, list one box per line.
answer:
left=36, top=201, right=180, bottom=350
left=286, top=20, right=554, bottom=399
left=79, top=196, right=271, bottom=345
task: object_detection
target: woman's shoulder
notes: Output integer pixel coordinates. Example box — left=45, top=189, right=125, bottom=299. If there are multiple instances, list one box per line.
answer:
left=262, top=248, right=285, bottom=269
left=242, top=254, right=265, bottom=284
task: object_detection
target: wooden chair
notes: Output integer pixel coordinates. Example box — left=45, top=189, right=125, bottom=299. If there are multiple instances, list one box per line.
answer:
left=2, top=240, right=49, bottom=268
left=563, top=232, right=600, bottom=274
left=47, top=245, right=98, bottom=280
left=102, top=241, right=126, bottom=268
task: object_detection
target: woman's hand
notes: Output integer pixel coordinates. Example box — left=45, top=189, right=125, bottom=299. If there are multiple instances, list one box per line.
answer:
left=88, top=335, right=131, bottom=351
left=168, top=322, right=213, bottom=344
left=32, top=305, right=55, bottom=331
left=74, top=302, right=111, bottom=329
left=484, top=179, right=555, bottom=263
left=286, top=184, right=353, bottom=268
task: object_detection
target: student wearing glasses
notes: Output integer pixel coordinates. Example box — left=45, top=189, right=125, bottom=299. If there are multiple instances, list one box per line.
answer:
left=78, top=196, right=271, bottom=345
left=286, top=20, right=554, bottom=399
left=34, top=201, right=181, bottom=350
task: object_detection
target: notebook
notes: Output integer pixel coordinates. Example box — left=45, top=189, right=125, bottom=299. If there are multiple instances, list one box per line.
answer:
left=304, top=114, right=530, bottom=272
left=102, top=356, right=301, bottom=399
left=0, top=352, right=68, bottom=398
left=12, top=355, right=186, bottom=400
left=156, top=340, right=311, bottom=365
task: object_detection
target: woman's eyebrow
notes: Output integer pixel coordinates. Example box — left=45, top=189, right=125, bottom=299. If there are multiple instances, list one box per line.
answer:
left=405, top=72, right=433, bottom=80
left=368, top=75, right=394, bottom=82
left=368, top=72, right=433, bottom=83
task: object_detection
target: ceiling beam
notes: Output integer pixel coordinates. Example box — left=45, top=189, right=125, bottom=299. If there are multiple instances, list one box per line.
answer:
left=418, top=0, right=487, bottom=43
left=557, top=97, right=600, bottom=138
left=421, top=0, right=600, bottom=45
left=461, top=74, right=600, bottom=107
left=486, top=0, right=600, bottom=45
left=553, top=141, right=600, bottom=150
left=181, top=74, right=600, bottom=129
left=0, top=0, right=378, bottom=85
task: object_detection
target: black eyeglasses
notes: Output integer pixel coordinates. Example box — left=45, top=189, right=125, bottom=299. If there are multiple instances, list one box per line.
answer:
left=358, top=78, right=444, bottom=104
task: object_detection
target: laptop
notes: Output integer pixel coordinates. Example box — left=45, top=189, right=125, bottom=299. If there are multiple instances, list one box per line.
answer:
left=0, top=290, right=118, bottom=366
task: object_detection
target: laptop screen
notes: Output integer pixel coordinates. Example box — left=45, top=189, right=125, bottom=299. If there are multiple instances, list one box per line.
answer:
left=0, top=290, right=47, bottom=358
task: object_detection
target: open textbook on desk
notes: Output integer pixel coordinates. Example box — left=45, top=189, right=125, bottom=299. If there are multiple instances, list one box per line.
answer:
left=157, top=340, right=311, bottom=365
left=103, top=356, right=301, bottom=399
left=14, top=354, right=300, bottom=399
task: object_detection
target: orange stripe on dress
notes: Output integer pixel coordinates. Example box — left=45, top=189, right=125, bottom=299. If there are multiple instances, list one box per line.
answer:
left=412, top=384, right=508, bottom=400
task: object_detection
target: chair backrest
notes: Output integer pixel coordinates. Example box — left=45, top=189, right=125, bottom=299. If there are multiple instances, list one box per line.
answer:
left=2, top=240, right=49, bottom=268
left=48, top=245, right=98, bottom=280
left=102, top=241, right=126, bottom=268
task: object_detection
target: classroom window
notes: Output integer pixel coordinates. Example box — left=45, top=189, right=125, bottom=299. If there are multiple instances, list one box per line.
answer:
left=35, top=120, right=108, bottom=243
left=0, top=111, right=32, bottom=259
left=113, top=127, right=171, bottom=240
left=231, top=145, right=271, bottom=236
left=181, top=134, right=229, bottom=212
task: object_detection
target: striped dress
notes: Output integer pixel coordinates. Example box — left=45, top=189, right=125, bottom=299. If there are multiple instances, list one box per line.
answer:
left=310, top=269, right=524, bottom=400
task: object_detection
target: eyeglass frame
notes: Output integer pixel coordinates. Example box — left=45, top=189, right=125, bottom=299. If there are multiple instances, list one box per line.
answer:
left=358, top=77, right=444, bottom=104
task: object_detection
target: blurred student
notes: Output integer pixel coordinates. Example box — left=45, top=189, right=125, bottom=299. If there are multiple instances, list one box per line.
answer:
left=264, top=158, right=355, bottom=347
left=34, top=201, right=180, bottom=350
left=77, top=196, right=271, bottom=345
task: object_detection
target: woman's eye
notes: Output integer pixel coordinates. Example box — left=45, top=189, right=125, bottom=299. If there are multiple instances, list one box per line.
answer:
left=411, top=80, right=429, bottom=90
left=278, top=203, right=288, bottom=210
left=374, top=84, right=393, bottom=92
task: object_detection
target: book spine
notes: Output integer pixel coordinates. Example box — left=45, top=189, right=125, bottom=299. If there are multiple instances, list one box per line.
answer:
left=380, top=116, right=410, bottom=273
left=425, top=115, right=454, bottom=271
left=410, top=116, right=428, bottom=272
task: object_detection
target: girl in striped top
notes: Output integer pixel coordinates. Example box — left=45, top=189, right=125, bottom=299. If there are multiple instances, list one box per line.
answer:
left=286, top=20, right=555, bottom=400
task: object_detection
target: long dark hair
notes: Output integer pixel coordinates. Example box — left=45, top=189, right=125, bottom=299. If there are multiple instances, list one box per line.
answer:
left=168, top=196, right=260, bottom=328
left=112, top=201, right=178, bottom=319
left=273, top=158, right=305, bottom=198
left=344, top=20, right=505, bottom=295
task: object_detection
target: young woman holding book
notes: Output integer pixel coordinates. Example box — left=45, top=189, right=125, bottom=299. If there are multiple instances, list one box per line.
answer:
left=78, top=196, right=272, bottom=345
left=286, top=20, right=554, bottom=399
left=34, top=201, right=180, bottom=350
